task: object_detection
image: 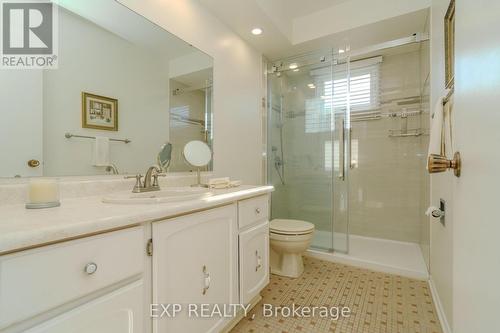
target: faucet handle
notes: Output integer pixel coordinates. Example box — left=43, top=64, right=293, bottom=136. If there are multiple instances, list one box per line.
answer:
left=152, top=173, right=166, bottom=187
left=124, top=174, right=143, bottom=192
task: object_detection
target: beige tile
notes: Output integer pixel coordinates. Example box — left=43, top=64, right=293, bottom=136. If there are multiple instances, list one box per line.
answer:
left=231, top=257, right=442, bottom=333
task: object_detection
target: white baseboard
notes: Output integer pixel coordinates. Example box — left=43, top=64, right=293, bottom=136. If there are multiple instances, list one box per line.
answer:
left=428, top=276, right=452, bottom=333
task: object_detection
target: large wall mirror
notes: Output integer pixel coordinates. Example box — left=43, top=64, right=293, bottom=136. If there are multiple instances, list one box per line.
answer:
left=0, top=0, right=213, bottom=178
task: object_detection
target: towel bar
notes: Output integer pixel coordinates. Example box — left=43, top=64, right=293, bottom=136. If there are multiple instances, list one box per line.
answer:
left=65, top=132, right=131, bottom=144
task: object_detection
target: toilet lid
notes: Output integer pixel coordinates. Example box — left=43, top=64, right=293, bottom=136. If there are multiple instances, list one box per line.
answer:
left=270, top=219, right=315, bottom=235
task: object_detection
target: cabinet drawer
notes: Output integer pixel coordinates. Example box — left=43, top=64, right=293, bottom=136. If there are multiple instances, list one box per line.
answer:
left=239, top=221, right=269, bottom=305
left=0, top=226, right=144, bottom=329
left=238, top=195, right=269, bottom=229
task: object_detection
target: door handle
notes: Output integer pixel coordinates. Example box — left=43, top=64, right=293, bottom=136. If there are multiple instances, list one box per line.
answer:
left=27, top=159, right=40, bottom=168
left=338, top=119, right=345, bottom=180
left=349, top=128, right=354, bottom=169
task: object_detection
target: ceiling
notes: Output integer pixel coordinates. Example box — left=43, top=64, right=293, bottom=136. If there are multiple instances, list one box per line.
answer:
left=172, top=68, right=213, bottom=89
left=267, top=0, right=350, bottom=19
left=196, top=0, right=430, bottom=60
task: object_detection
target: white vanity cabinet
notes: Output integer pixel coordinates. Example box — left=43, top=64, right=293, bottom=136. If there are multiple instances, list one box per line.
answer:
left=0, top=191, right=272, bottom=333
left=237, top=195, right=270, bottom=306
left=151, top=204, right=239, bottom=333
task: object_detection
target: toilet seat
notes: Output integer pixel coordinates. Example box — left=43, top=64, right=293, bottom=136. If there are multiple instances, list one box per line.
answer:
left=270, top=219, right=315, bottom=235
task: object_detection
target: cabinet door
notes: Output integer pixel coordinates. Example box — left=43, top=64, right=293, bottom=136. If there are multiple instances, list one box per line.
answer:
left=152, top=204, right=238, bottom=333
left=239, top=221, right=269, bottom=305
left=24, top=280, right=143, bottom=333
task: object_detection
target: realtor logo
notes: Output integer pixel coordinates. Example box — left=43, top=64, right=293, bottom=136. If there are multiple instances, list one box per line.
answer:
left=1, top=0, right=58, bottom=68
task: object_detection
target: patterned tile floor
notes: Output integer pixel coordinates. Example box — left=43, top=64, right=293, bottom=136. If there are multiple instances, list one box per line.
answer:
left=231, top=257, right=442, bottom=333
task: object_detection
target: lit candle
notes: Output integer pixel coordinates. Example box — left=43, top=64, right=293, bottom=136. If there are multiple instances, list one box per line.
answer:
left=26, top=178, right=60, bottom=207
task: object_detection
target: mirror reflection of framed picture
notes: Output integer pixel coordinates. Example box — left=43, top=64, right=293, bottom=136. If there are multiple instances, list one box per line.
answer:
left=82, top=92, right=118, bottom=131
left=444, top=0, right=455, bottom=88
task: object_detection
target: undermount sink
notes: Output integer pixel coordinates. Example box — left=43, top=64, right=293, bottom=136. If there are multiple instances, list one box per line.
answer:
left=102, top=187, right=213, bottom=204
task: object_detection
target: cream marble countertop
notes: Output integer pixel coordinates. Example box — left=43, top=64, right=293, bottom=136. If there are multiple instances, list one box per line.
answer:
left=0, top=185, right=273, bottom=255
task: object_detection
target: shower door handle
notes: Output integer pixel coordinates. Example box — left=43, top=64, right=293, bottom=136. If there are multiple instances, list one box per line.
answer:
left=338, top=119, right=345, bottom=181
left=349, top=128, right=354, bottom=169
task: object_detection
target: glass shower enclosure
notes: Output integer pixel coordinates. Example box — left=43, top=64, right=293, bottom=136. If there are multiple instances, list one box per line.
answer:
left=267, top=38, right=431, bottom=264
left=267, top=51, right=350, bottom=253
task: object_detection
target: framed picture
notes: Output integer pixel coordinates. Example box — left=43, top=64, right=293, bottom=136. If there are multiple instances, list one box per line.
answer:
left=82, top=92, right=118, bottom=131
left=444, top=0, right=455, bottom=89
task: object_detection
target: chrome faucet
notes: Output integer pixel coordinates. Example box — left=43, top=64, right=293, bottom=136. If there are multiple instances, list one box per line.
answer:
left=144, top=165, right=162, bottom=189
left=125, top=165, right=166, bottom=193
left=105, top=164, right=119, bottom=175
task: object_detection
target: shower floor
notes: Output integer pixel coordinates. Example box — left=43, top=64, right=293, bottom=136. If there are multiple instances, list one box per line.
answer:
left=307, top=230, right=428, bottom=280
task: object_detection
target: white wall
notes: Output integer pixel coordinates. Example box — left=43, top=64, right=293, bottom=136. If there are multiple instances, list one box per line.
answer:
left=419, top=16, right=431, bottom=270
left=0, top=71, right=43, bottom=177
left=43, top=9, right=170, bottom=176
left=429, top=0, right=454, bottom=330
left=453, top=1, right=500, bottom=332
left=117, top=0, right=263, bottom=185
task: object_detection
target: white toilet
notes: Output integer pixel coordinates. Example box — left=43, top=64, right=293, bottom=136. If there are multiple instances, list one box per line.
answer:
left=269, top=219, right=315, bottom=278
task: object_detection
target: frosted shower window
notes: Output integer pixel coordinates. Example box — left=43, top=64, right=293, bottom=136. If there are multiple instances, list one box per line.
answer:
left=305, top=56, right=382, bottom=133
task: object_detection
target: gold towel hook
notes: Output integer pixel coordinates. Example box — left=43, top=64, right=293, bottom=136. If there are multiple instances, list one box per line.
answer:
left=428, top=90, right=460, bottom=177
left=428, top=152, right=461, bottom=177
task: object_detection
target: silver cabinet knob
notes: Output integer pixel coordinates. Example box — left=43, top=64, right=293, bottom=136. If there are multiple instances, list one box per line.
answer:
left=255, top=250, right=262, bottom=271
left=202, top=265, right=211, bottom=295
left=84, top=262, right=98, bottom=275
left=255, top=208, right=261, bottom=214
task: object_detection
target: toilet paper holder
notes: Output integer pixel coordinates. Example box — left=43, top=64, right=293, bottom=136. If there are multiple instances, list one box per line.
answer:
left=426, top=199, right=446, bottom=226
left=428, top=151, right=461, bottom=177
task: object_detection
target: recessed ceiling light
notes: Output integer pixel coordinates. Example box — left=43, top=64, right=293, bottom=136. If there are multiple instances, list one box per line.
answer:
left=289, top=63, right=298, bottom=70
left=251, top=28, right=263, bottom=35
left=338, top=49, right=345, bottom=54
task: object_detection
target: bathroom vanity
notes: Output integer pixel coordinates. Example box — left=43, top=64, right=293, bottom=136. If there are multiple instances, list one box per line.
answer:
left=0, top=183, right=273, bottom=333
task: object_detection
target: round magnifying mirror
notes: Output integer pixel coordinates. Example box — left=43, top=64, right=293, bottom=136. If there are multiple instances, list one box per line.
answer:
left=157, top=142, right=172, bottom=172
left=183, top=140, right=212, bottom=167
left=183, top=140, right=212, bottom=187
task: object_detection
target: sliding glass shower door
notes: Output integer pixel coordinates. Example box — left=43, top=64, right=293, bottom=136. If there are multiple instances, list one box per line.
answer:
left=331, top=57, right=350, bottom=253
left=267, top=52, right=350, bottom=253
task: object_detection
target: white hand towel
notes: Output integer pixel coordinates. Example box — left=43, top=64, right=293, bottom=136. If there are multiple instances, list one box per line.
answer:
left=93, top=136, right=110, bottom=166
left=428, top=96, right=444, bottom=157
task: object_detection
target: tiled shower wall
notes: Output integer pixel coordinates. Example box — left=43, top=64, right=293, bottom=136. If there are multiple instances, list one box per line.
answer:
left=348, top=50, right=430, bottom=243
